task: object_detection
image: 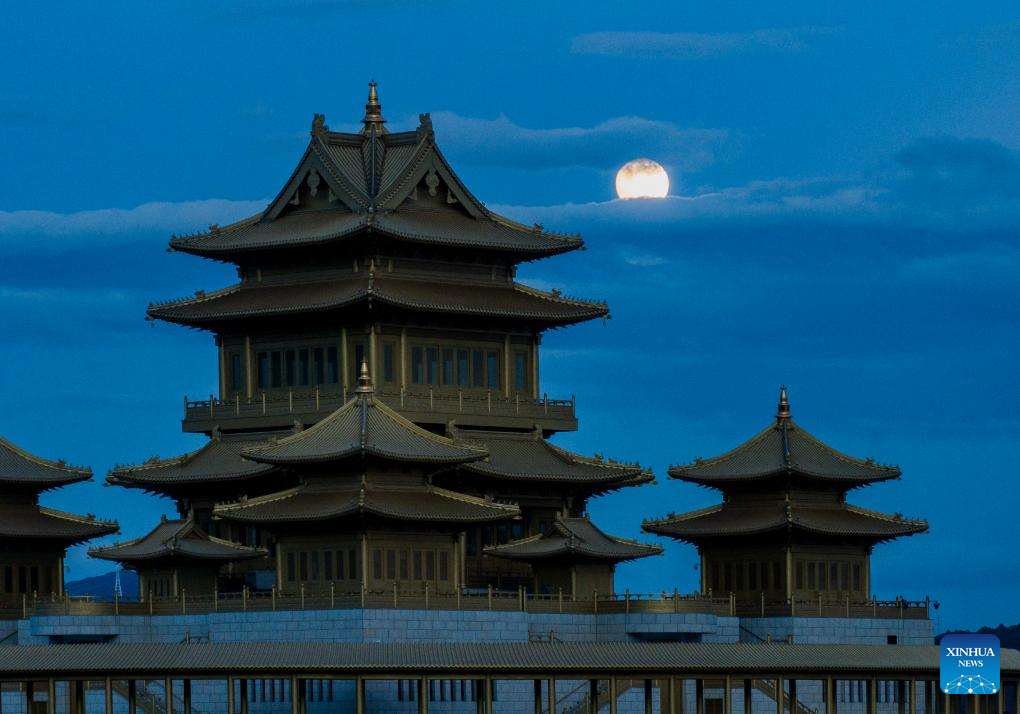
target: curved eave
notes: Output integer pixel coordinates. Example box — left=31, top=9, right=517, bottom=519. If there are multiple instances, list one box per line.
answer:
left=245, top=445, right=484, bottom=467
left=90, top=543, right=267, bottom=564
left=464, top=463, right=652, bottom=488
left=0, top=508, right=120, bottom=544
left=214, top=487, right=519, bottom=526
left=485, top=541, right=662, bottom=563
left=0, top=435, right=93, bottom=489
left=669, top=467, right=901, bottom=490
left=147, top=281, right=607, bottom=330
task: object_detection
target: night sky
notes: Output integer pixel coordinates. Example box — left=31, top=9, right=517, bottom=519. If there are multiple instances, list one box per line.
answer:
left=1, top=1, right=1018, bottom=632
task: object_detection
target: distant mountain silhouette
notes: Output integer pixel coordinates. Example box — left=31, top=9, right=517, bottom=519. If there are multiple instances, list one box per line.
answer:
left=936, top=624, right=1020, bottom=649
left=65, top=569, right=138, bottom=598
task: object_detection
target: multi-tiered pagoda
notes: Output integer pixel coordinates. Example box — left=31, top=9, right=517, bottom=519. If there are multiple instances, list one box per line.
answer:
left=0, top=436, right=118, bottom=602
left=643, top=388, right=927, bottom=604
left=107, top=83, right=657, bottom=593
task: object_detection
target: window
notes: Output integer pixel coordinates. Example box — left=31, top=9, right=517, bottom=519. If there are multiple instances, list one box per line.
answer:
left=326, top=347, right=339, bottom=384
left=486, top=351, right=499, bottom=388
left=372, top=550, right=382, bottom=580
left=457, top=350, right=469, bottom=386
left=841, top=563, right=849, bottom=591
left=231, top=353, right=243, bottom=392
left=735, top=562, right=744, bottom=591
left=413, top=551, right=422, bottom=580
left=297, top=349, right=310, bottom=386
left=472, top=351, right=484, bottom=387
left=271, top=352, right=282, bottom=388
left=426, top=348, right=439, bottom=384
left=711, top=562, right=720, bottom=592
left=324, top=551, right=333, bottom=581
left=760, top=563, right=769, bottom=591
left=310, top=552, right=320, bottom=581
left=314, top=347, right=325, bottom=385
left=400, top=551, right=409, bottom=580
left=3, top=565, right=11, bottom=593
left=411, top=347, right=424, bottom=384
left=425, top=552, right=435, bottom=580
left=299, top=552, right=308, bottom=580
left=749, top=563, right=758, bottom=591
left=853, top=563, right=862, bottom=592
left=349, top=549, right=357, bottom=580
left=287, top=553, right=296, bottom=581
left=795, top=562, right=804, bottom=590
left=510, top=522, right=523, bottom=540
left=335, top=551, right=344, bottom=581
left=773, top=562, right=781, bottom=591
left=386, top=550, right=397, bottom=580
left=285, top=350, right=296, bottom=387
left=439, top=553, right=449, bottom=581
left=724, top=563, right=732, bottom=591
left=808, top=562, right=816, bottom=589
left=383, top=344, right=395, bottom=383
left=442, top=349, right=455, bottom=385
left=258, top=352, right=270, bottom=389
left=817, top=561, right=827, bottom=590
left=514, top=351, right=527, bottom=392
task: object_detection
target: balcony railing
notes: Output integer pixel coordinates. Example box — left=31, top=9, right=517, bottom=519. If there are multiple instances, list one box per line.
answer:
left=182, top=386, right=576, bottom=430
left=17, top=588, right=929, bottom=620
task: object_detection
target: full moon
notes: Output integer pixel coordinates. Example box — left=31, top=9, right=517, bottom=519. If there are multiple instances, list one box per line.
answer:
left=616, top=159, right=669, bottom=199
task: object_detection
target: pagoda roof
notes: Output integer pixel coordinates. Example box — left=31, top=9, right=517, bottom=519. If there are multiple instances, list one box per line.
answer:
left=90, top=515, right=265, bottom=564
left=454, top=429, right=653, bottom=492
left=643, top=503, right=928, bottom=544
left=485, top=516, right=662, bottom=563
left=106, top=432, right=278, bottom=491
left=147, top=275, right=607, bottom=329
left=242, top=379, right=487, bottom=466
left=168, top=85, right=583, bottom=263
left=669, top=388, right=900, bottom=488
left=0, top=504, right=118, bottom=544
left=0, top=435, right=91, bottom=491
left=214, top=481, right=519, bottom=526
left=169, top=206, right=581, bottom=261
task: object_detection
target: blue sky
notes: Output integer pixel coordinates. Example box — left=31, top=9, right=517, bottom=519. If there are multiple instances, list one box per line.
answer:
left=1, top=1, right=1017, bottom=631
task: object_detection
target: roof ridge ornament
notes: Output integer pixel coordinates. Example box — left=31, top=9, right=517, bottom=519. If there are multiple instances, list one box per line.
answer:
left=776, top=385, right=792, bottom=423
left=361, top=80, right=387, bottom=134
left=311, top=113, right=328, bottom=139
left=355, top=360, right=375, bottom=394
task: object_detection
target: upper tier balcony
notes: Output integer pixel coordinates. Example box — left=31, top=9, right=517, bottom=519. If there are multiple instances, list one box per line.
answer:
left=181, top=387, right=577, bottom=434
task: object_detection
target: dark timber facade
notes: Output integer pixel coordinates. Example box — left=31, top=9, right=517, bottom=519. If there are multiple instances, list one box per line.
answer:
left=0, top=436, right=117, bottom=606
left=643, top=388, right=928, bottom=607
left=107, top=83, right=657, bottom=596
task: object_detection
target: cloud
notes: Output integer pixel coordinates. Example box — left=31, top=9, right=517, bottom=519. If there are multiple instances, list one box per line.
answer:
left=429, top=112, right=728, bottom=172
left=0, top=198, right=266, bottom=250
left=571, top=28, right=835, bottom=60
left=490, top=137, right=1020, bottom=233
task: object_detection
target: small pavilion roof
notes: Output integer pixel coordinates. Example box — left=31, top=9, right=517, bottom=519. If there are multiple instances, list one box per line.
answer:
left=669, top=388, right=900, bottom=488
left=214, top=481, right=519, bottom=525
left=642, top=503, right=928, bottom=545
left=485, top=516, right=662, bottom=563
left=168, top=84, right=583, bottom=263
left=454, top=428, right=652, bottom=492
left=147, top=275, right=607, bottom=329
left=0, top=504, right=118, bottom=544
left=106, top=432, right=278, bottom=490
left=0, top=435, right=91, bottom=491
left=242, top=371, right=487, bottom=466
left=90, top=515, right=265, bottom=564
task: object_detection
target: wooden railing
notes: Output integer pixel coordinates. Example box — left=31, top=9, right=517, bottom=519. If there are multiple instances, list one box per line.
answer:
left=19, top=587, right=928, bottom=620
left=182, top=386, right=575, bottom=427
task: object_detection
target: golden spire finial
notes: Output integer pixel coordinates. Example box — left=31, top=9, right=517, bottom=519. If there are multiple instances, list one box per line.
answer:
left=361, top=80, right=386, bottom=132
left=355, top=359, right=375, bottom=394
left=776, top=385, right=792, bottom=422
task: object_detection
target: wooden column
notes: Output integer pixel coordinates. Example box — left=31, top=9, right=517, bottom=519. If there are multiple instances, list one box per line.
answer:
left=244, top=335, right=253, bottom=398
left=240, top=679, right=249, bottom=714
left=227, top=677, right=235, bottom=714
left=548, top=678, right=556, bottom=714
left=533, top=679, right=543, bottom=714
left=746, top=679, right=754, bottom=714
left=458, top=532, right=467, bottom=589
left=531, top=335, right=540, bottom=399
left=400, top=327, right=408, bottom=388
left=898, top=681, right=906, bottom=714
left=503, top=334, right=511, bottom=397
left=369, top=325, right=379, bottom=382
left=826, top=677, right=836, bottom=714
left=609, top=678, right=618, bottom=714
left=724, top=676, right=732, bottom=714
left=418, top=677, right=428, bottom=714
left=868, top=679, right=877, bottom=714
left=183, top=679, right=192, bottom=714
left=360, top=533, right=369, bottom=593
left=218, top=337, right=227, bottom=399
left=785, top=548, right=793, bottom=602
left=128, top=679, right=137, bottom=714
left=775, top=677, right=783, bottom=714
left=645, top=679, right=654, bottom=714
left=697, top=679, right=705, bottom=714
left=590, top=679, right=598, bottom=714
left=341, top=328, right=349, bottom=390
left=789, top=678, right=797, bottom=714
left=165, top=677, right=174, bottom=714
left=106, top=677, right=114, bottom=714
left=276, top=548, right=284, bottom=594
left=57, top=557, right=64, bottom=597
